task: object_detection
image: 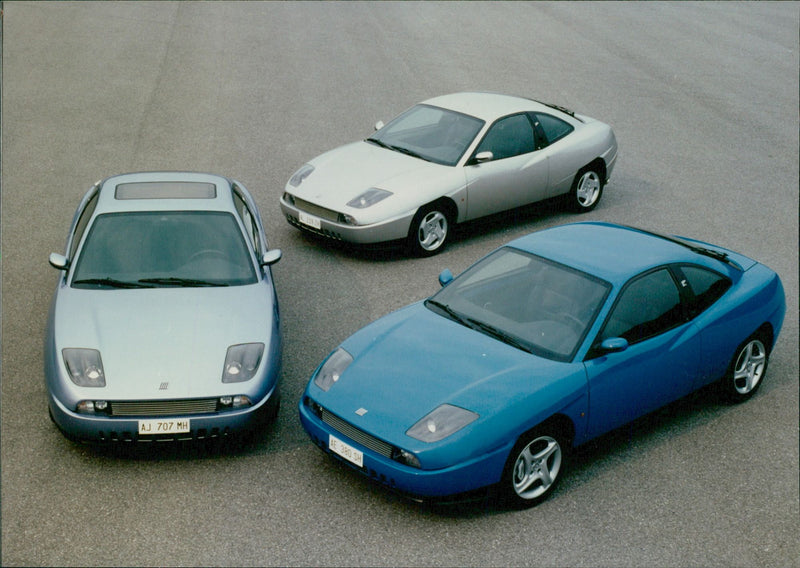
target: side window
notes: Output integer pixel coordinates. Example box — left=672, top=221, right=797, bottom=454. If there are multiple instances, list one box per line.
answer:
left=69, top=191, right=100, bottom=260
left=600, top=268, right=684, bottom=344
left=534, top=113, right=574, bottom=146
left=232, top=191, right=262, bottom=257
left=474, top=114, right=535, bottom=161
left=678, top=265, right=732, bottom=318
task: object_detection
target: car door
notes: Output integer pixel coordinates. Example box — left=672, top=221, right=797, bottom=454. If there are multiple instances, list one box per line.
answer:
left=582, top=267, right=702, bottom=440
left=463, top=113, right=548, bottom=220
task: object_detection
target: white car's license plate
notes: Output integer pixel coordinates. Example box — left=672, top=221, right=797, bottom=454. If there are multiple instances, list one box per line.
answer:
left=329, top=434, right=363, bottom=468
left=138, top=418, right=191, bottom=435
left=298, top=211, right=322, bottom=230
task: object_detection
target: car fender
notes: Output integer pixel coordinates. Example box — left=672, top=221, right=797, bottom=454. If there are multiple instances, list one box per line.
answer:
left=538, top=122, right=612, bottom=196
left=355, top=165, right=469, bottom=226
left=692, top=265, right=785, bottom=386
left=411, top=364, right=588, bottom=472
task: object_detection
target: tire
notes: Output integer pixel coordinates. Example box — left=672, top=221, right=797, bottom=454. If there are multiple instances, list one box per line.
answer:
left=407, top=204, right=451, bottom=257
left=569, top=167, right=603, bottom=212
left=499, top=427, right=567, bottom=509
left=720, top=334, right=769, bottom=403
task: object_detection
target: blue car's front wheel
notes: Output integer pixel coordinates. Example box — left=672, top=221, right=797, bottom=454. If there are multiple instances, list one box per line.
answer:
left=501, top=427, right=567, bottom=508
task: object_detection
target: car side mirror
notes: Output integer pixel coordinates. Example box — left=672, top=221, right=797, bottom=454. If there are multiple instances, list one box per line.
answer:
left=475, top=151, right=494, bottom=163
left=261, top=249, right=282, bottom=266
left=374, top=120, right=384, bottom=131
left=599, top=337, right=628, bottom=354
left=438, top=269, right=454, bottom=287
left=49, top=253, right=69, bottom=270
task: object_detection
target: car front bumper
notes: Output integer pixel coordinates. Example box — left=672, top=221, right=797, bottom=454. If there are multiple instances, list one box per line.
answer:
left=299, top=397, right=510, bottom=499
left=280, top=194, right=413, bottom=245
left=48, top=384, right=279, bottom=443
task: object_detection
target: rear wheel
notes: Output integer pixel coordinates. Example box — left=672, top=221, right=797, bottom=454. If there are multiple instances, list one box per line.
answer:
left=500, top=427, right=567, bottom=508
left=720, top=334, right=769, bottom=403
left=569, top=167, right=603, bottom=212
left=407, top=204, right=451, bottom=256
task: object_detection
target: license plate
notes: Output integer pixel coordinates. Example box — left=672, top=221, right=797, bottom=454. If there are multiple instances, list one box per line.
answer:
left=138, top=418, right=191, bottom=435
left=298, top=211, right=322, bottom=230
left=329, top=434, right=363, bottom=468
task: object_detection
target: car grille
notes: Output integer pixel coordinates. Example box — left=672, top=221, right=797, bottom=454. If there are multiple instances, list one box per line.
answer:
left=110, top=398, right=218, bottom=417
left=293, top=197, right=341, bottom=222
left=319, top=407, right=393, bottom=459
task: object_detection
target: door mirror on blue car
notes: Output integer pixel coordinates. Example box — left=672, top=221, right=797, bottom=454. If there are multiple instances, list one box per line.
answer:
left=599, top=337, right=629, bottom=354
left=438, top=269, right=454, bottom=287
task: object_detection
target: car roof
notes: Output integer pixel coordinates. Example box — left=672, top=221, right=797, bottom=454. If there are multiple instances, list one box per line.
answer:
left=420, top=92, right=563, bottom=123
left=507, top=222, right=720, bottom=287
left=93, top=171, right=237, bottom=214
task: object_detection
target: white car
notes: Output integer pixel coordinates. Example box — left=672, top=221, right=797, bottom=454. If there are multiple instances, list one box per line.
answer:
left=281, top=92, right=618, bottom=256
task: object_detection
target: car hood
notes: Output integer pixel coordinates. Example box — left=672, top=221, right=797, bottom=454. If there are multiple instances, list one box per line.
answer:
left=52, top=284, right=276, bottom=399
left=290, top=141, right=461, bottom=222
left=314, top=302, right=577, bottom=450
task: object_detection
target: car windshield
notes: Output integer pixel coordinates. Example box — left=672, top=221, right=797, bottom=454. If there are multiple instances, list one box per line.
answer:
left=367, top=104, right=485, bottom=166
left=426, top=247, right=610, bottom=361
left=71, top=211, right=258, bottom=288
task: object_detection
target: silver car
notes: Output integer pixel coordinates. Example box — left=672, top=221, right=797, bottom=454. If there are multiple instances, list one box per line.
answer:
left=281, top=92, right=618, bottom=256
left=45, top=172, right=282, bottom=443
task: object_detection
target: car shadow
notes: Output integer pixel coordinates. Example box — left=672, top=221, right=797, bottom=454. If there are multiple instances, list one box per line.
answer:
left=404, top=382, right=728, bottom=518
left=290, top=195, right=572, bottom=263
left=69, top=417, right=283, bottom=461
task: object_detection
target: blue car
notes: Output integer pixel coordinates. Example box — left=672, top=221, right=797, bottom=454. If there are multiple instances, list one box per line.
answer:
left=299, top=222, right=785, bottom=507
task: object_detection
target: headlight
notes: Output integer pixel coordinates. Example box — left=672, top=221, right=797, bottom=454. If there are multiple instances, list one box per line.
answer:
left=289, top=164, right=314, bottom=187
left=346, top=188, right=392, bottom=209
left=406, top=404, right=478, bottom=443
left=222, top=343, right=264, bottom=383
left=63, top=349, right=106, bottom=387
left=313, top=347, right=353, bottom=391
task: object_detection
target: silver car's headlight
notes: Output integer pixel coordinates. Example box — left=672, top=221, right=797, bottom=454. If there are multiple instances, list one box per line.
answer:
left=346, top=188, right=392, bottom=209
left=222, top=343, right=264, bottom=383
left=289, top=164, right=314, bottom=187
left=406, top=404, right=478, bottom=443
left=63, top=348, right=106, bottom=387
left=314, top=347, right=353, bottom=391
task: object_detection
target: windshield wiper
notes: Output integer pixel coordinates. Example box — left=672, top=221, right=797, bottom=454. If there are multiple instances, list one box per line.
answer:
left=72, top=277, right=154, bottom=289
left=387, top=145, right=428, bottom=161
left=366, top=137, right=392, bottom=150
left=465, top=317, right=533, bottom=354
left=138, top=277, right=229, bottom=287
left=366, top=137, right=429, bottom=162
left=425, top=299, right=471, bottom=327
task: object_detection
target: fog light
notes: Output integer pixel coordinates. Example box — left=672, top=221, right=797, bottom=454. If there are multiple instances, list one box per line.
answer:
left=76, top=400, right=95, bottom=414
left=220, top=396, right=233, bottom=406
left=339, top=213, right=358, bottom=226
left=95, top=400, right=108, bottom=411
left=232, top=395, right=252, bottom=408
left=393, top=448, right=421, bottom=469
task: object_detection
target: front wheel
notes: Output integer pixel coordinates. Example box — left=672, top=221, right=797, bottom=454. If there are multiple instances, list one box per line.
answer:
left=569, top=167, right=603, bottom=212
left=407, top=205, right=451, bottom=257
left=499, top=428, right=566, bottom=508
left=720, top=335, right=769, bottom=403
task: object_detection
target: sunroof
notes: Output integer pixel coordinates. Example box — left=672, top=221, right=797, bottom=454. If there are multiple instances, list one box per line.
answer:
left=115, top=182, right=217, bottom=200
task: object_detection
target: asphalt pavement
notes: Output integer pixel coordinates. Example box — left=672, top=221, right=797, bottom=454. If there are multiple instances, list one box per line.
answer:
left=2, top=2, right=798, bottom=566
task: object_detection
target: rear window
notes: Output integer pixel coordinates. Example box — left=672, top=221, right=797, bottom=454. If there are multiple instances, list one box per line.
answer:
left=115, top=182, right=216, bottom=200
